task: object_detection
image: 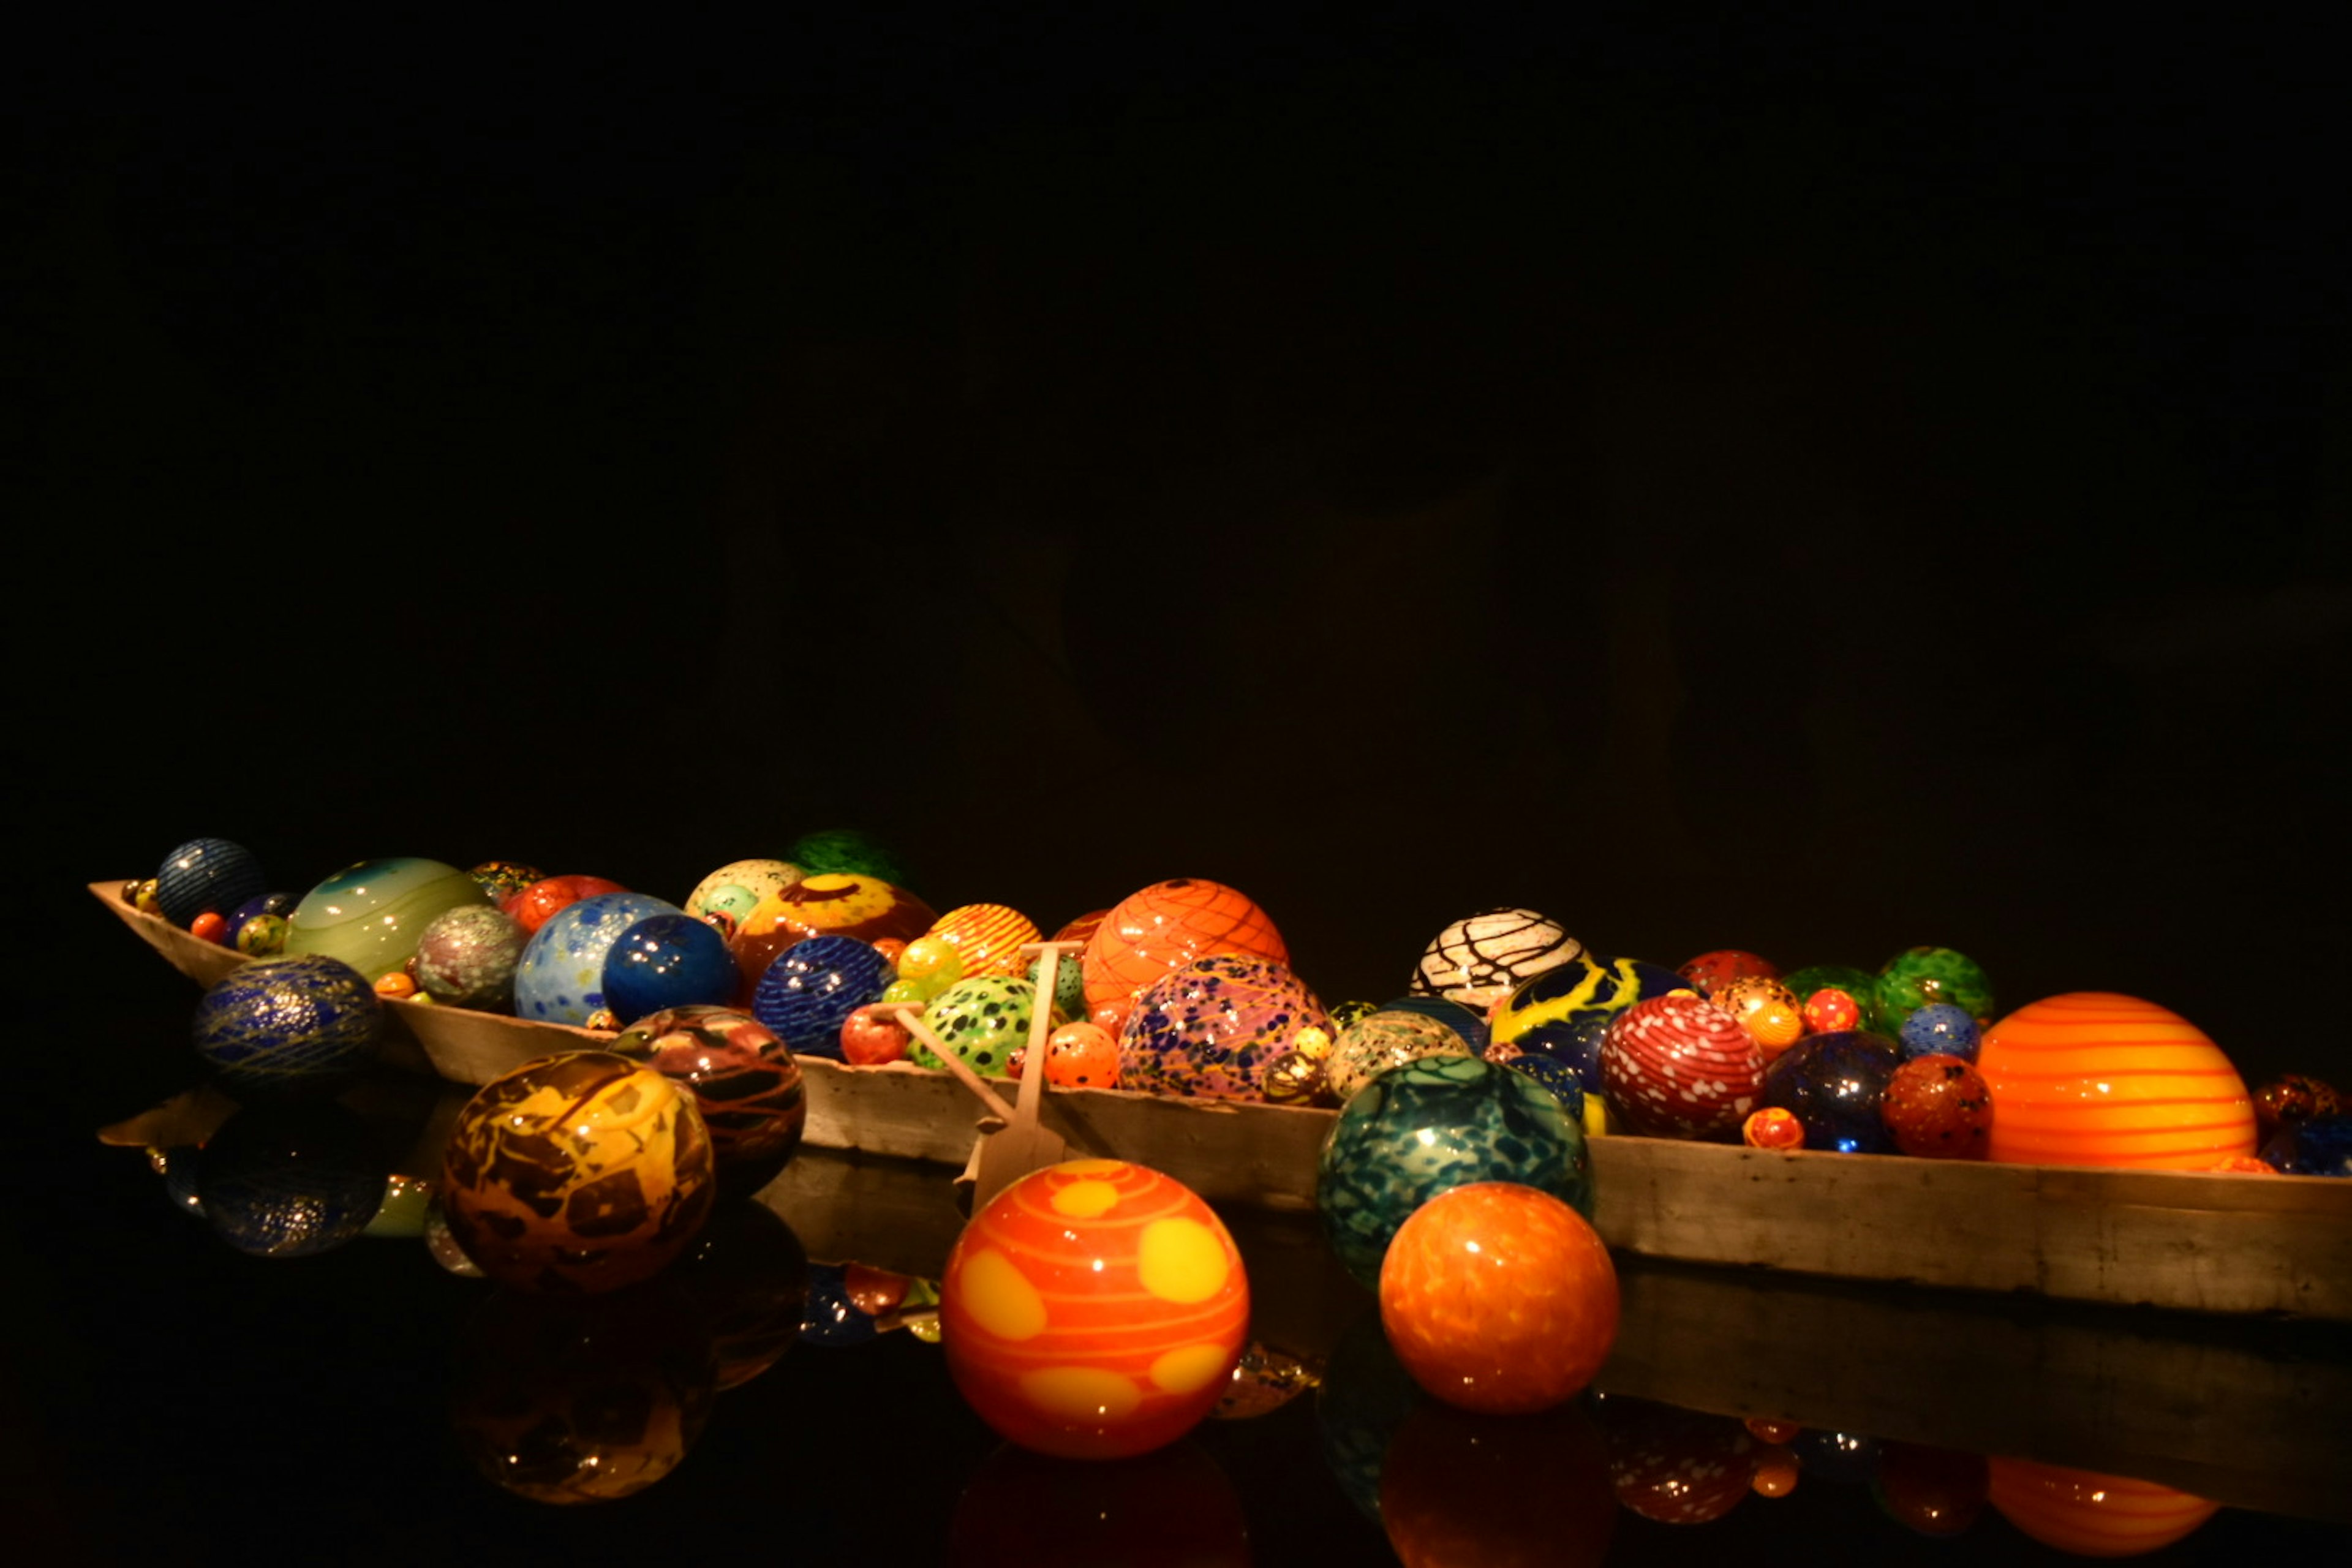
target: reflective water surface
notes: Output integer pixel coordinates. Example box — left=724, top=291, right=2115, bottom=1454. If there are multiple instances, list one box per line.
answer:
left=24, top=1071, right=2352, bottom=1566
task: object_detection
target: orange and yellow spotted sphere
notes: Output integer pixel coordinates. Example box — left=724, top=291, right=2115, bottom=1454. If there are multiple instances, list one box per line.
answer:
left=441, top=1052, right=717, bottom=1294
left=940, top=1159, right=1250, bottom=1460
left=1976, top=993, right=2256, bottom=1169
left=1082, top=879, right=1288, bottom=1035
left=925, top=903, right=1044, bottom=980
left=1986, top=1458, right=2218, bottom=1556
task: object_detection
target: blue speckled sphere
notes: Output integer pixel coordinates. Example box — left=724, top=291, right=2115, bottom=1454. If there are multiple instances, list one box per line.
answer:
left=1374, top=994, right=1490, bottom=1055
left=1502, top=1052, right=1587, bottom=1121
left=195, top=1104, right=389, bottom=1258
left=513, top=892, right=683, bottom=1025
left=1761, top=1031, right=1904, bottom=1154
left=154, top=838, right=268, bottom=929
left=2260, top=1115, right=2352, bottom=1177
left=799, top=1263, right=880, bottom=1346
left=1898, top=1003, right=1981, bottom=1063
left=192, top=954, right=384, bottom=1098
left=1317, top=1054, right=1591, bottom=1290
left=1490, top=955, right=1684, bottom=1093
left=603, top=913, right=741, bottom=1026
left=750, top=935, right=894, bottom=1060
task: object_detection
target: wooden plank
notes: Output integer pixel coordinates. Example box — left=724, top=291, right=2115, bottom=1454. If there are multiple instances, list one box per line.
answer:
left=1588, top=1138, right=2352, bottom=1318
left=1602, top=1257, right=2352, bottom=1524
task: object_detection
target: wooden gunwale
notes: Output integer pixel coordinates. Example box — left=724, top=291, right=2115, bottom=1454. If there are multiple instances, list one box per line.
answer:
left=93, top=879, right=2352, bottom=1322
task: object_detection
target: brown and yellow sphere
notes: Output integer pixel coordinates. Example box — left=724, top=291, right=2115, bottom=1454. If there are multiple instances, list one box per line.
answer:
left=441, top=1052, right=716, bottom=1294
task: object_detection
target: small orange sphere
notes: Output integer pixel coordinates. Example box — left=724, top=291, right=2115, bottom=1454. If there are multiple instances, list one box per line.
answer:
left=1744, top=1416, right=1801, bottom=1446
left=1986, top=1457, right=2218, bottom=1556
left=1803, top=987, right=1861, bottom=1033
left=189, top=910, right=230, bottom=943
left=373, top=970, right=419, bottom=1000
left=1379, top=1183, right=1619, bottom=1414
left=1743, top=1107, right=1806, bottom=1150
left=1045, top=1022, right=1121, bottom=1088
left=1751, top=1445, right=1800, bottom=1498
left=1977, top=993, right=2255, bottom=1169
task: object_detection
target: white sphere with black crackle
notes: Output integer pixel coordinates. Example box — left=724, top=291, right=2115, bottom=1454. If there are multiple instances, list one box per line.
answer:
left=1410, top=908, right=1583, bottom=1010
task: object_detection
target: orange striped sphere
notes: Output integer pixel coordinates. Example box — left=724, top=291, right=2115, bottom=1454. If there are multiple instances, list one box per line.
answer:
left=1986, top=1458, right=2218, bottom=1556
left=925, top=903, right=1043, bottom=979
left=941, top=1160, right=1250, bottom=1460
left=1081, top=880, right=1288, bottom=1034
left=1977, top=993, right=2255, bottom=1169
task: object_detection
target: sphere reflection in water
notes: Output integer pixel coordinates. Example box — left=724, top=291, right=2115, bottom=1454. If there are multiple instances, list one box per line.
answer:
left=947, top=1441, right=1250, bottom=1568
left=1602, top=1398, right=1757, bottom=1526
left=1379, top=1400, right=1615, bottom=1568
left=673, top=1201, right=809, bottom=1390
left=1315, top=1311, right=1424, bottom=1525
left=450, top=1286, right=718, bottom=1505
left=195, top=1103, right=388, bottom=1258
left=1874, top=1441, right=1988, bottom=1536
left=1986, top=1457, right=2219, bottom=1556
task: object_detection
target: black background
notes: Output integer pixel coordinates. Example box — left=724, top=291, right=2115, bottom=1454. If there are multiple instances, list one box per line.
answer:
left=9, top=9, right=2350, bottom=1561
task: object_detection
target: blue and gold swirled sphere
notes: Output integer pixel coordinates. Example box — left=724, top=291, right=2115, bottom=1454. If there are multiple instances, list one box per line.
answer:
left=192, top=954, right=384, bottom=1098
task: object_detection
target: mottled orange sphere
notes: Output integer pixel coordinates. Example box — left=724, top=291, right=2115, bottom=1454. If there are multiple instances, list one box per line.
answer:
left=1986, top=1458, right=2218, bottom=1556
left=1379, top=1183, right=1618, bottom=1414
left=1081, top=879, right=1287, bottom=1035
left=1977, top=993, right=2255, bottom=1168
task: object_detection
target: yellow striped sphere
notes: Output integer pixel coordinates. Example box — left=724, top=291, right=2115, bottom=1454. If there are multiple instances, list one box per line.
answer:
left=925, top=903, right=1043, bottom=979
left=1977, top=993, right=2255, bottom=1169
left=941, top=1159, right=1250, bottom=1460
left=1987, top=1458, right=2218, bottom=1556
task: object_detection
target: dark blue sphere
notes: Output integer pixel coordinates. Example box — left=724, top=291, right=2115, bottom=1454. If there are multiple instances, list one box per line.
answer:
left=192, top=954, right=383, bottom=1098
left=1513, top=1012, right=1612, bottom=1093
left=601, top=913, right=739, bottom=1026
left=195, top=1104, right=388, bottom=1258
left=1898, top=1003, right=1981, bottom=1063
left=154, top=838, right=268, bottom=929
left=1791, top=1428, right=1883, bottom=1484
left=2260, top=1115, right=2352, bottom=1177
left=1502, top=1052, right=1587, bottom=1120
left=751, top=935, right=893, bottom=1061
left=1762, top=1031, right=1904, bottom=1154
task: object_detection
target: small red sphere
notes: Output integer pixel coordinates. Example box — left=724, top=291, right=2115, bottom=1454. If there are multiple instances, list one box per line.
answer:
left=839, top=1003, right=912, bottom=1066
left=1803, top=986, right=1861, bottom=1033
left=1675, top=949, right=1779, bottom=998
left=190, top=911, right=230, bottom=944
left=1379, top=1183, right=1619, bottom=1415
left=1745, top=1416, right=1802, bottom=1446
left=844, top=1264, right=910, bottom=1316
left=1752, top=1445, right=1800, bottom=1498
left=1743, top=1108, right=1806, bottom=1150
left=1880, top=1054, right=1993, bottom=1159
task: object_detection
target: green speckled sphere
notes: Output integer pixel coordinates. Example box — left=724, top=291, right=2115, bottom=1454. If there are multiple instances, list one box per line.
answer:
left=787, top=829, right=913, bottom=892
left=914, top=976, right=1044, bottom=1078
left=284, top=858, right=493, bottom=982
left=1317, top=1054, right=1591, bottom=1290
left=1325, top=1011, right=1472, bottom=1103
left=1027, top=949, right=1088, bottom=1026
left=1874, top=947, right=1996, bottom=1030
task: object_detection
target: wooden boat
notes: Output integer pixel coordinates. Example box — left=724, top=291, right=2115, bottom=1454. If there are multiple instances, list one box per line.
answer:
left=93, top=878, right=2352, bottom=1323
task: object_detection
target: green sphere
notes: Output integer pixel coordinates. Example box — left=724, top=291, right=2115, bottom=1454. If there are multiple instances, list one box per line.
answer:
left=788, top=829, right=914, bottom=892
left=1874, top=946, right=1996, bottom=1030
left=1781, top=963, right=1878, bottom=1007
left=913, top=976, right=1043, bottom=1079
left=284, top=858, right=492, bottom=982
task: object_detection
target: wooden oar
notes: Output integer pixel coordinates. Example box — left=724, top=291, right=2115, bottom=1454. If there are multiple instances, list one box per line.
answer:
left=962, top=940, right=1088, bottom=1204
left=872, top=1001, right=1019, bottom=1125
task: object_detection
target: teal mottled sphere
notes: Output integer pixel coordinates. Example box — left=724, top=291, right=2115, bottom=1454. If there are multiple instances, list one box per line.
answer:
left=284, top=858, right=492, bottom=981
left=1316, top=1054, right=1590, bottom=1290
left=1872, top=947, right=1996, bottom=1031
